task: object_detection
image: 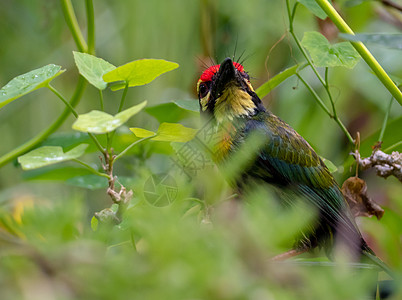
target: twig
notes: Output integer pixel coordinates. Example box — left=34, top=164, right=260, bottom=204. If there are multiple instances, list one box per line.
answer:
left=381, top=0, right=402, bottom=12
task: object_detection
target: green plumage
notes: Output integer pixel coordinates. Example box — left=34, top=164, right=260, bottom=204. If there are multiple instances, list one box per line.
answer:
left=198, top=57, right=392, bottom=277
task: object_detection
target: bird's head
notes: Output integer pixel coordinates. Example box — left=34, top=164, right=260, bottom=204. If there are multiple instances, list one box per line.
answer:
left=197, top=57, right=265, bottom=123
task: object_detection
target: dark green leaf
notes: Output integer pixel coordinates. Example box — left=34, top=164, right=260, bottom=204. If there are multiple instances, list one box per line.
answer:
left=145, top=102, right=197, bottom=123
left=0, top=64, right=65, bottom=108
left=103, top=59, right=179, bottom=91
left=66, top=174, right=108, bottom=190
left=72, top=101, right=147, bottom=133
left=73, top=51, right=116, bottom=90
left=339, top=33, right=402, bottom=50
left=18, top=144, right=88, bottom=170
left=173, top=100, right=200, bottom=112
left=22, top=166, right=93, bottom=181
left=301, top=31, right=360, bottom=68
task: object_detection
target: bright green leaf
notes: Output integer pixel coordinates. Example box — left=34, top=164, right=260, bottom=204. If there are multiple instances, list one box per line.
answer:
left=130, top=128, right=156, bottom=138
left=131, top=122, right=196, bottom=143
left=301, top=31, right=360, bottom=68
left=18, top=144, right=88, bottom=170
left=298, top=0, right=328, bottom=19
left=339, top=33, right=402, bottom=50
left=0, top=64, right=65, bottom=109
left=72, top=101, right=147, bottom=134
left=321, top=157, right=338, bottom=173
left=256, top=63, right=307, bottom=98
left=91, top=216, right=98, bottom=231
left=73, top=51, right=116, bottom=90
left=103, top=59, right=179, bottom=91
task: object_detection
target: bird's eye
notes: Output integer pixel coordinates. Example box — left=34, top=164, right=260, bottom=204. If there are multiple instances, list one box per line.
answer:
left=199, top=82, right=210, bottom=98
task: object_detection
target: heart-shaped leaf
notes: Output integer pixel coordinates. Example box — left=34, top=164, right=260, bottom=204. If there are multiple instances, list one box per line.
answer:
left=18, top=144, right=88, bottom=170
left=72, top=101, right=147, bottom=133
left=73, top=51, right=116, bottom=90
left=301, top=31, right=360, bottom=68
left=103, top=59, right=179, bottom=91
left=131, top=122, right=196, bottom=142
left=0, top=64, right=65, bottom=109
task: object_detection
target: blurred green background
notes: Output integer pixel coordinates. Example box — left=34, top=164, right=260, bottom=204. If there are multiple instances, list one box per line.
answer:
left=0, top=1, right=401, bottom=299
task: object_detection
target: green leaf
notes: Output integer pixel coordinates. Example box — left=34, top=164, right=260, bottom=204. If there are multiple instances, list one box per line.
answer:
left=130, top=128, right=156, bottom=138
left=18, top=144, right=88, bottom=170
left=145, top=102, right=198, bottom=123
left=73, top=51, right=116, bottom=90
left=173, top=100, right=200, bottom=112
left=22, top=166, right=92, bottom=181
left=72, top=101, right=147, bottom=133
left=298, top=0, right=328, bottom=19
left=103, top=59, right=179, bottom=91
left=339, top=33, right=402, bottom=50
left=0, top=64, right=65, bottom=109
left=301, top=31, right=360, bottom=68
left=66, top=174, right=108, bottom=190
left=131, top=122, right=196, bottom=142
left=256, top=63, right=307, bottom=98
left=321, top=157, right=338, bottom=173
left=91, top=216, right=98, bottom=231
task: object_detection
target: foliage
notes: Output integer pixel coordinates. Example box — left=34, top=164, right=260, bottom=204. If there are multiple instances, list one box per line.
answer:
left=0, top=0, right=401, bottom=299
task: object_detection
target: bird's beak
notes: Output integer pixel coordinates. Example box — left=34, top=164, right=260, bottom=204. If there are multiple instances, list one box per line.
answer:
left=212, top=57, right=238, bottom=99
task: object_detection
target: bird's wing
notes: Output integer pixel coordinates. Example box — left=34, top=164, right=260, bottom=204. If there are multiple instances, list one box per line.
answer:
left=240, top=112, right=365, bottom=250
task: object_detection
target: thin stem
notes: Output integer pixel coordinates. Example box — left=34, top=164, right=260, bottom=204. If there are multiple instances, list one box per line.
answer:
left=88, top=133, right=106, bottom=154
left=60, top=0, right=88, bottom=53
left=114, top=135, right=156, bottom=162
left=47, top=85, right=79, bottom=118
left=384, top=140, right=402, bottom=153
left=72, top=159, right=110, bottom=178
left=85, top=0, right=95, bottom=55
left=378, top=97, right=394, bottom=142
left=0, top=77, right=87, bottom=168
left=296, top=74, right=331, bottom=116
left=287, top=0, right=354, bottom=145
left=118, top=82, right=129, bottom=113
left=99, top=89, right=104, bottom=111
left=48, top=85, right=105, bottom=154
left=314, top=0, right=402, bottom=105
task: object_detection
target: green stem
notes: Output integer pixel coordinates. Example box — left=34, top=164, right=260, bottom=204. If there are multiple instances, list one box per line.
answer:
left=314, top=0, right=402, bottom=105
left=384, top=140, right=402, bottom=153
left=287, top=0, right=354, bottom=145
left=99, top=89, right=104, bottom=111
left=114, top=135, right=156, bottom=162
left=60, top=0, right=88, bottom=53
left=47, top=84, right=79, bottom=118
left=72, top=159, right=110, bottom=178
left=378, top=97, right=394, bottom=142
left=85, top=0, right=95, bottom=55
left=118, top=82, right=129, bottom=113
left=48, top=85, right=106, bottom=153
left=0, top=77, right=87, bottom=168
left=296, top=74, right=331, bottom=116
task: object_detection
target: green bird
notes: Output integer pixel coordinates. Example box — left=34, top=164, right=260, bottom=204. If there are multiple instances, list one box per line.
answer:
left=196, top=57, right=392, bottom=275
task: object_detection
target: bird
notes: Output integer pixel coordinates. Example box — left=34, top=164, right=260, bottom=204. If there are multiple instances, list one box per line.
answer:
left=196, top=57, right=392, bottom=276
